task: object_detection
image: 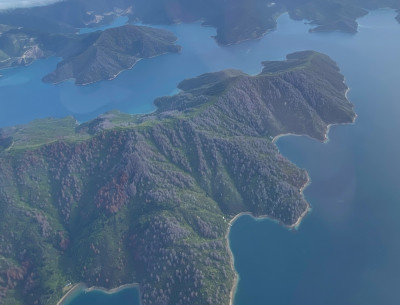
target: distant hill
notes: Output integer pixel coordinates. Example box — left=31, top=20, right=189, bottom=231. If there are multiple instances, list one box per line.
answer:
left=42, top=25, right=181, bottom=85
left=0, top=24, right=181, bottom=85
left=0, top=0, right=399, bottom=45
left=0, top=51, right=355, bottom=305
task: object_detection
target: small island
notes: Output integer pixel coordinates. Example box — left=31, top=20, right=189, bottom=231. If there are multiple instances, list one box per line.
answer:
left=0, top=51, right=355, bottom=305
left=0, top=24, right=181, bottom=85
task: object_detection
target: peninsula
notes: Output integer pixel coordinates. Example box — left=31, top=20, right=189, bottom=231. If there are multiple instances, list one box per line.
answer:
left=0, top=24, right=181, bottom=85
left=0, top=51, right=355, bottom=305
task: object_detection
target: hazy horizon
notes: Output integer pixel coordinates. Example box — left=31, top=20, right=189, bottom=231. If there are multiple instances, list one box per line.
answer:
left=0, top=0, right=63, bottom=10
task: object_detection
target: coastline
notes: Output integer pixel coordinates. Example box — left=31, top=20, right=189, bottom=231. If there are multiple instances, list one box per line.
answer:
left=56, top=282, right=140, bottom=305
left=323, top=87, right=358, bottom=143
left=56, top=283, right=86, bottom=305
left=76, top=49, right=178, bottom=86
left=52, top=46, right=181, bottom=86
left=271, top=116, right=357, bottom=145
left=226, top=212, right=244, bottom=305
left=273, top=86, right=356, bottom=145
left=226, top=171, right=311, bottom=305
left=85, top=283, right=140, bottom=294
left=226, top=85, right=356, bottom=304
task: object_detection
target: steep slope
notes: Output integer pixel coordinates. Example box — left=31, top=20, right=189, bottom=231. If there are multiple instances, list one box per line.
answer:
left=0, top=51, right=355, bottom=305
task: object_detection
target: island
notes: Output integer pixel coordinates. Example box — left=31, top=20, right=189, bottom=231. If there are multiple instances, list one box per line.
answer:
left=0, top=0, right=399, bottom=45
left=0, top=24, right=181, bottom=85
left=0, top=51, right=356, bottom=305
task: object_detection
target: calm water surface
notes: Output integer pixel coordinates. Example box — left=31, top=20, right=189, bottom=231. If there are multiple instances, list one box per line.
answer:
left=1, top=12, right=315, bottom=127
left=230, top=9, right=400, bottom=305
left=1, top=8, right=399, bottom=305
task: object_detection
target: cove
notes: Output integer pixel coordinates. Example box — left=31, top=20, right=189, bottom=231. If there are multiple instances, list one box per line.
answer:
left=229, top=9, right=400, bottom=305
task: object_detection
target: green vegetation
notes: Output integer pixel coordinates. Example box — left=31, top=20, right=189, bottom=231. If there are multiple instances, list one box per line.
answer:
left=1, top=117, right=82, bottom=149
left=0, top=51, right=355, bottom=305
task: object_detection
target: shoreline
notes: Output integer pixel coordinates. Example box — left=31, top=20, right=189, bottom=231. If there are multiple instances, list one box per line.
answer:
left=323, top=86, right=358, bottom=143
left=226, top=172, right=311, bottom=305
left=56, top=282, right=140, bottom=305
left=227, top=83, right=355, bottom=304
left=271, top=115, right=357, bottom=145
left=85, top=283, right=140, bottom=294
left=51, top=48, right=179, bottom=86
left=272, top=86, right=356, bottom=145
left=56, top=283, right=86, bottom=305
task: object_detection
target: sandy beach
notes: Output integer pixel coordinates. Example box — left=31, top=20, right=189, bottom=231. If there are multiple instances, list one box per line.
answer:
left=85, top=283, right=140, bottom=294
left=56, top=282, right=140, bottom=305
left=57, top=283, right=86, bottom=305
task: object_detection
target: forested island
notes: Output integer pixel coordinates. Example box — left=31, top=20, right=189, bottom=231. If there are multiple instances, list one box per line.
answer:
left=0, top=24, right=181, bottom=85
left=0, top=0, right=399, bottom=45
left=0, top=51, right=355, bottom=305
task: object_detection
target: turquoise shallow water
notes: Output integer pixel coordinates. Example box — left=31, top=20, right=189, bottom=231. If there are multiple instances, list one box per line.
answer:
left=1, top=8, right=400, bottom=305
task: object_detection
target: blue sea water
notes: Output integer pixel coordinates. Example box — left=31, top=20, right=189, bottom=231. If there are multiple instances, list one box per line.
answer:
left=229, top=9, right=400, bottom=305
left=0, top=12, right=315, bottom=127
left=1, top=7, right=400, bottom=305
